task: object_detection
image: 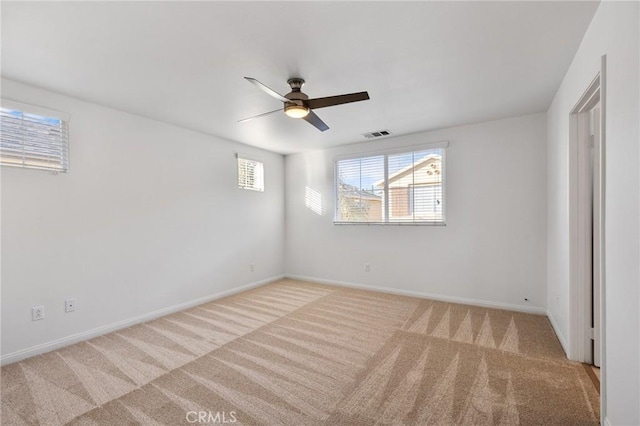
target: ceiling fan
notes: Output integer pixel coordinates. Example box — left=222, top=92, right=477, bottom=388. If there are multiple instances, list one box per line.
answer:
left=239, top=77, right=370, bottom=132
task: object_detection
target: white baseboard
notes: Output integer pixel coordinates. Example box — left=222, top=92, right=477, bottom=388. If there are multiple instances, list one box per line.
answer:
left=603, top=417, right=611, bottom=426
left=546, top=310, right=569, bottom=356
left=0, top=275, right=284, bottom=366
left=285, top=274, right=547, bottom=315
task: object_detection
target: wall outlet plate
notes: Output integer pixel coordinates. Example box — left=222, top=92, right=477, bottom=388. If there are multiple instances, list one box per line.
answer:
left=65, top=299, right=76, bottom=313
left=32, top=306, right=44, bottom=321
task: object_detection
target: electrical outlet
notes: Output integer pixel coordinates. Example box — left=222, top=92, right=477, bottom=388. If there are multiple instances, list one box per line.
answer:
left=249, top=264, right=255, bottom=272
left=32, top=306, right=44, bottom=321
left=65, top=298, right=76, bottom=313
left=364, top=263, right=371, bottom=272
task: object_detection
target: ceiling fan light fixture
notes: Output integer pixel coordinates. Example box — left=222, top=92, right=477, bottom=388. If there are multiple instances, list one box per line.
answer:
left=284, top=103, right=309, bottom=118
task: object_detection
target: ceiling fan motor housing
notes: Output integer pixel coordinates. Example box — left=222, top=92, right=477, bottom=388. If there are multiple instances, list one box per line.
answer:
left=284, top=78, right=309, bottom=117
left=285, top=78, right=309, bottom=103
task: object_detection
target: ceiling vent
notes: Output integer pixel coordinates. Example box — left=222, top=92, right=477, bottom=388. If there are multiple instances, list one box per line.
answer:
left=363, top=129, right=391, bottom=139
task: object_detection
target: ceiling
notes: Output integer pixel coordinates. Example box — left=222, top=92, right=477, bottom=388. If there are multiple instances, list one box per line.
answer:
left=1, top=1, right=599, bottom=155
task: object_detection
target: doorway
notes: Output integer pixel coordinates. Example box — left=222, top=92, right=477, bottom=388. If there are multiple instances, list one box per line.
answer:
left=568, top=57, right=606, bottom=422
left=569, top=73, right=602, bottom=364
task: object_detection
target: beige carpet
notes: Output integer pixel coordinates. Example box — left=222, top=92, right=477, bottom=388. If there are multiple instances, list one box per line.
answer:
left=1, top=279, right=599, bottom=425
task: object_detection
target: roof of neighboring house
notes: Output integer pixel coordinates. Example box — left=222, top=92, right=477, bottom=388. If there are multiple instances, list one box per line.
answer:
left=374, top=154, right=441, bottom=187
left=339, top=182, right=382, bottom=201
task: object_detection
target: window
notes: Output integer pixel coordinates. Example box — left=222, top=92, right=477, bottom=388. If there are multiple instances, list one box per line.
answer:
left=237, top=155, right=264, bottom=192
left=0, top=100, right=70, bottom=172
left=335, top=143, right=446, bottom=224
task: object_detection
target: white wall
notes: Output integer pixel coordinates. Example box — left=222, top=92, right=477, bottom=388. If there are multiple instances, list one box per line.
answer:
left=285, top=113, right=547, bottom=313
left=0, top=79, right=285, bottom=362
left=546, top=2, right=639, bottom=424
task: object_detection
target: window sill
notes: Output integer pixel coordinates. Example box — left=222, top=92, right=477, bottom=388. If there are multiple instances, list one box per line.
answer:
left=333, top=221, right=446, bottom=226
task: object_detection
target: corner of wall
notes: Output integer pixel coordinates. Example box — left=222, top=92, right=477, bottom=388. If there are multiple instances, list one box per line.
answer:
left=546, top=309, right=569, bottom=357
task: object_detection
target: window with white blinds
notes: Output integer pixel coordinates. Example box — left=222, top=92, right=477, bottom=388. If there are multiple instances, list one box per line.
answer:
left=0, top=100, right=70, bottom=172
left=237, top=155, right=264, bottom=192
left=335, top=143, right=446, bottom=224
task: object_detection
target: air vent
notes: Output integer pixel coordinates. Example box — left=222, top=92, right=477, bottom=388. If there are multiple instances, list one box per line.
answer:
left=363, top=129, right=392, bottom=139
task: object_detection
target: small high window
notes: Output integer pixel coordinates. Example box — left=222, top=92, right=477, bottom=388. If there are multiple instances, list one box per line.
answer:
left=237, top=155, right=264, bottom=192
left=0, top=100, right=70, bottom=172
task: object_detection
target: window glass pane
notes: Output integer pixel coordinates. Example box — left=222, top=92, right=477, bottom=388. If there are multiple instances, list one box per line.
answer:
left=336, top=155, right=384, bottom=222
left=388, top=152, right=415, bottom=222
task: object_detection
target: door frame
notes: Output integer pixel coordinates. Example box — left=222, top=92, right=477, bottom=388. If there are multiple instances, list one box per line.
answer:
left=568, top=56, right=606, bottom=417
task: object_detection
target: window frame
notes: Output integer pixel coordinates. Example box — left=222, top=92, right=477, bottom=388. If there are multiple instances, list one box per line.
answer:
left=236, top=153, right=264, bottom=192
left=0, top=99, right=70, bottom=173
left=333, top=141, right=448, bottom=226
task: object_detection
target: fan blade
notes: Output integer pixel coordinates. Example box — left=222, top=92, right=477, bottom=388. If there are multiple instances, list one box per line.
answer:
left=237, top=108, right=281, bottom=123
left=305, top=91, right=370, bottom=110
left=303, top=110, right=329, bottom=132
left=245, top=77, right=290, bottom=103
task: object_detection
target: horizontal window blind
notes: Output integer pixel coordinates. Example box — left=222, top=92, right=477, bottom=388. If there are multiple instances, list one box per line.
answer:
left=237, top=155, right=264, bottom=192
left=335, top=145, right=446, bottom=224
left=0, top=100, right=70, bottom=172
